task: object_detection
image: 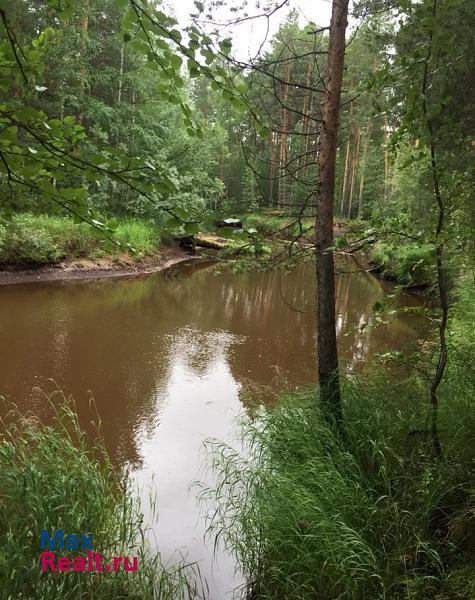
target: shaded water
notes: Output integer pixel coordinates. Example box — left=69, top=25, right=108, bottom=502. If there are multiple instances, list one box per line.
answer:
left=0, top=258, right=427, bottom=598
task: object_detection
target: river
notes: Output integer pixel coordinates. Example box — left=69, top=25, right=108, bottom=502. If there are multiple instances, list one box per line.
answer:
left=0, top=257, right=428, bottom=598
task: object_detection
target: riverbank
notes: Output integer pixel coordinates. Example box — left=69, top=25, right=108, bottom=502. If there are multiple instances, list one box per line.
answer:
left=0, top=211, right=435, bottom=291
left=240, top=213, right=436, bottom=291
left=0, top=246, right=201, bottom=286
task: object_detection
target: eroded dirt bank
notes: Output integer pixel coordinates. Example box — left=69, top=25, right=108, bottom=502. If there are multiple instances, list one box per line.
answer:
left=0, top=246, right=202, bottom=286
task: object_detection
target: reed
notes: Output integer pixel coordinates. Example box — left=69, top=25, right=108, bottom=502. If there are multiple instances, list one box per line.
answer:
left=0, top=396, right=200, bottom=600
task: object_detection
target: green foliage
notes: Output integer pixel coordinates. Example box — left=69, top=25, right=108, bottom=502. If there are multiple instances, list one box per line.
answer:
left=0, top=397, right=198, bottom=599
left=0, top=214, right=162, bottom=266
left=0, top=0, right=240, bottom=232
left=0, top=214, right=98, bottom=265
left=0, top=220, right=59, bottom=265
left=243, top=213, right=314, bottom=241
left=370, top=241, right=435, bottom=286
left=204, top=361, right=475, bottom=599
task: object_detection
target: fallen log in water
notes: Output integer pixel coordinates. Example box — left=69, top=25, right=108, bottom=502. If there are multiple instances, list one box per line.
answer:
left=195, top=234, right=229, bottom=250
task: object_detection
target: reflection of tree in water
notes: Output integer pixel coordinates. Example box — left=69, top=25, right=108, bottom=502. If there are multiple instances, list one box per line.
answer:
left=0, top=257, right=429, bottom=465
left=164, top=327, right=244, bottom=379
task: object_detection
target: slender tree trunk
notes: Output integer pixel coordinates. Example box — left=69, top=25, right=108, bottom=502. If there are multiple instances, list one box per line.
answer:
left=278, top=62, right=291, bottom=210
left=269, top=132, right=276, bottom=205
left=292, top=60, right=313, bottom=213
left=303, top=93, right=315, bottom=178
left=117, top=43, right=125, bottom=106
left=339, top=98, right=353, bottom=216
left=316, top=0, right=349, bottom=427
left=131, top=87, right=136, bottom=152
left=78, top=7, right=89, bottom=125
left=339, top=137, right=351, bottom=216
left=383, top=113, right=389, bottom=205
left=423, top=0, right=444, bottom=457
left=347, top=126, right=360, bottom=219
left=357, top=122, right=372, bottom=219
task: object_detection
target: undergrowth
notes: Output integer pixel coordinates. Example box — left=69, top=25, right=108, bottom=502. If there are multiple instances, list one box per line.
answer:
left=370, top=241, right=435, bottom=286
left=0, top=397, right=200, bottom=599
left=0, top=214, right=161, bottom=266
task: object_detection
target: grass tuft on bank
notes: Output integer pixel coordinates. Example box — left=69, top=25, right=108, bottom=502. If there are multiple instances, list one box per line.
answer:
left=0, top=398, right=199, bottom=600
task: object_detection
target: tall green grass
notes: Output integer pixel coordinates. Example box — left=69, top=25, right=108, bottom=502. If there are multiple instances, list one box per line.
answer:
left=0, top=214, right=161, bottom=266
left=0, top=397, right=200, bottom=599
left=204, top=362, right=475, bottom=598
left=114, top=218, right=160, bottom=255
left=0, top=214, right=98, bottom=265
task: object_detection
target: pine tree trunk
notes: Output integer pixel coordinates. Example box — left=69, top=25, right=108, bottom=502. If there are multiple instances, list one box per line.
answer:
left=357, top=122, right=372, bottom=219
left=292, top=60, right=314, bottom=212
left=383, top=113, right=389, bottom=205
left=269, top=132, right=276, bottom=205
left=339, top=137, right=351, bottom=216
left=316, top=0, right=349, bottom=427
left=278, top=63, right=291, bottom=210
left=347, top=126, right=360, bottom=219
left=78, top=6, right=89, bottom=124
left=339, top=98, right=353, bottom=216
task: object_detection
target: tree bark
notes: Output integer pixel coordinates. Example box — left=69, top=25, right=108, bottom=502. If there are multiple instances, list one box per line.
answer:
left=78, top=6, right=89, bottom=125
left=269, top=131, right=276, bottom=205
left=117, top=42, right=125, bottom=106
left=347, top=125, right=360, bottom=219
left=78, top=5, right=89, bottom=124
left=278, top=62, right=291, bottom=209
left=339, top=97, right=353, bottom=216
left=292, top=60, right=313, bottom=213
left=383, top=112, right=389, bottom=205
left=339, top=137, right=351, bottom=216
left=357, top=122, right=372, bottom=219
left=315, top=0, right=349, bottom=427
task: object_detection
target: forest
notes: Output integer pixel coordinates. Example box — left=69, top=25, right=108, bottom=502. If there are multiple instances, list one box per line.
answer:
left=0, top=0, right=474, bottom=599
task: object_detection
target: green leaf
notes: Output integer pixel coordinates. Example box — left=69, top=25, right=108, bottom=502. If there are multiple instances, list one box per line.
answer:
left=219, top=38, right=232, bottom=55
left=169, top=29, right=182, bottom=43
left=217, top=227, right=234, bottom=239
left=165, top=216, right=181, bottom=230
left=0, top=126, right=18, bottom=144
left=170, top=54, right=183, bottom=69
left=184, top=222, right=200, bottom=235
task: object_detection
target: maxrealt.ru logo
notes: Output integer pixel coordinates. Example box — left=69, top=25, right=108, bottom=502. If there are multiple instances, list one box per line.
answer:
left=40, top=530, right=138, bottom=573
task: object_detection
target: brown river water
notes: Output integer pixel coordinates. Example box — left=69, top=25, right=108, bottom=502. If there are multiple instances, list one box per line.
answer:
left=0, top=257, right=428, bottom=598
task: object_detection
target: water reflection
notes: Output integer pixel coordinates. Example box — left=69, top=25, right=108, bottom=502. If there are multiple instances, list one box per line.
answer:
left=0, top=257, right=428, bottom=598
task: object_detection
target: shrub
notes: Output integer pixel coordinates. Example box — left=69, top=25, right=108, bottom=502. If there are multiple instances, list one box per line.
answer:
left=0, top=214, right=99, bottom=265
left=0, top=214, right=162, bottom=266
left=0, top=217, right=62, bottom=265
left=30, top=214, right=99, bottom=258
left=371, top=241, right=435, bottom=285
